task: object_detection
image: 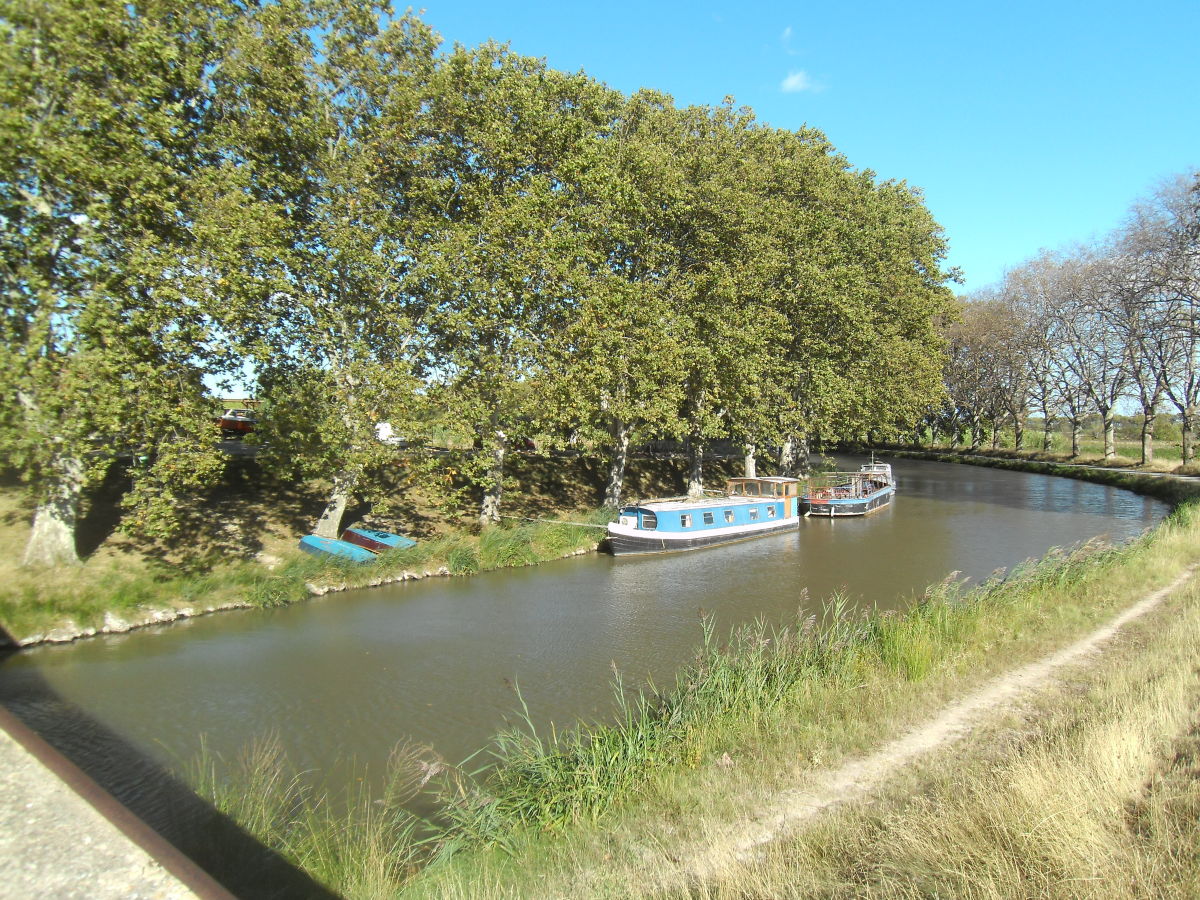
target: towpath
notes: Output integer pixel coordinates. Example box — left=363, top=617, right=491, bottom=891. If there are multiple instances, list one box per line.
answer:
left=670, top=563, right=1199, bottom=886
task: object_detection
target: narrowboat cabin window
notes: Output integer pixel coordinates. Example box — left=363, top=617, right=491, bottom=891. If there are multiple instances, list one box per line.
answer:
left=680, top=514, right=693, bottom=528
left=643, top=511, right=658, bottom=530
left=767, top=505, right=777, bottom=518
left=724, top=510, right=734, bottom=523
left=748, top=508, right=759, bottom=521
left=702, top=511, right=715, bottom=525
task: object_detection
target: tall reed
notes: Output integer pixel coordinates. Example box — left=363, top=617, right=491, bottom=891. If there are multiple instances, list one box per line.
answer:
left=431, top=530, right=1162, bottom=853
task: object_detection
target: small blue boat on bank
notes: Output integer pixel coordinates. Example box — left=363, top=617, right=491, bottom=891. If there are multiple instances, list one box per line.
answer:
left=607, top=476, right=805, bottom=556
left=298, top=534, right=379, bottom=564
left=341, top=527, right=417, bottom=554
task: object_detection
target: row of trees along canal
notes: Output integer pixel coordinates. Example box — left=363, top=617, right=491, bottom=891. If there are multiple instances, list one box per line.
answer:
left=930, top=172, right=1200, bottom=463
left=2, top=0, right=956, bottom=569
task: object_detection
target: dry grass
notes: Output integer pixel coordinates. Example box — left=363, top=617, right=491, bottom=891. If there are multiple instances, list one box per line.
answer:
left=681, top=582, right=1200, bottom=899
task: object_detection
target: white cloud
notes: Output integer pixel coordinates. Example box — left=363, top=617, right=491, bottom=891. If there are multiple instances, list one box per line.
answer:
left=780, top=70, right=815, bottom=93
left=780, top=25, right=798, bottom=55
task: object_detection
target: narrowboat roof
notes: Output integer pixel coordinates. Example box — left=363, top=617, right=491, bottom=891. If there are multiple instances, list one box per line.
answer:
left=726, top=476, right=804, bottom=485
left=622, top=476, right=804, bottom=513
left=625, top=495, right=782, bottom=513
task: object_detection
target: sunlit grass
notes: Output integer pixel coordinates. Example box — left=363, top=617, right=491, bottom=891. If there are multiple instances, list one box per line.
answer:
left=188, top=735, right=436, bottom=898
left=684, top=579, right=1200, bottom=899
left=0, top=509, right=612, bottom=642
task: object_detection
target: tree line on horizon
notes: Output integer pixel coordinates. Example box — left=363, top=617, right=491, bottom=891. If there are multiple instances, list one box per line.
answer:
left=932, top=172, right=1199, bottom=464
left=1, top=0, right=956, bottom=567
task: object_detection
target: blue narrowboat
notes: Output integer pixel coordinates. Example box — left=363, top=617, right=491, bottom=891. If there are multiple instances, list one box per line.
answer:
left=803, top=461, right=896, bottom=517
left=607, top=476, right=805, bottom=556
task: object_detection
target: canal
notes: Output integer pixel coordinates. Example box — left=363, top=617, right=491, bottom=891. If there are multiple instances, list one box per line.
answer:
left=0, top=456, right=1168, bottom=834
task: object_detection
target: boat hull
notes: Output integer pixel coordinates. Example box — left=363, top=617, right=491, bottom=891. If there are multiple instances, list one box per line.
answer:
left=606, top=517, right=799, bottom=556
left=298, top=535, right=378, bottom=564
left=341, top=527, right=417, bottom=553
left=804, top=487, right=894, bottom=517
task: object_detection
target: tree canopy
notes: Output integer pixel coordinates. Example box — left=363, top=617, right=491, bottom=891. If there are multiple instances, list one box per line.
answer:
left=1, top=0, right=958, bottom=563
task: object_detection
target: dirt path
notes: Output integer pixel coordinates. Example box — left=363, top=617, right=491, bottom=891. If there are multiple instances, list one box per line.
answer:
left=675, top=564, right=1199, bottom=884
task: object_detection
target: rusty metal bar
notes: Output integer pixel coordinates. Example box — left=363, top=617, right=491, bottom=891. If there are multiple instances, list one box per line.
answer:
left=0, top=703, right=236, bottom=900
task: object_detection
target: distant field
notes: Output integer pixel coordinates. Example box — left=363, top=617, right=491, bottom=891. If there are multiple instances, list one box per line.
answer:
left=930, top=435, right=1186, bottom=464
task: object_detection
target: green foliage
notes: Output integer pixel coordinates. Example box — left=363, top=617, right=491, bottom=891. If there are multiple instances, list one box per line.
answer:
left=0, top=0, right=241, bottom=562
left=2, top=0, right=957, bottom=557
left=446, top=544, right=480, bottom=576
left=197, top=4, right=439, bottom=534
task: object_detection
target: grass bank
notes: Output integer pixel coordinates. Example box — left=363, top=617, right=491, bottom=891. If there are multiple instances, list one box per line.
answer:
left=0, top=510, right=611, bottom=645
left=891, top=441, right=1200, bottom=478
left=0, top=450, right=731, bottom=645
left=183, top=467, right=1200, bottom=898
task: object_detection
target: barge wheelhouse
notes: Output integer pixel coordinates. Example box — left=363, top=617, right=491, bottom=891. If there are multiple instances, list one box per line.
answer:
left=607, top=476, right=804, bottom=556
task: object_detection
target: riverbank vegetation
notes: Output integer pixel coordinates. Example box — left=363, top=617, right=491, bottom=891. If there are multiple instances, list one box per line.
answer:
left=0, top=452, right=748, bottom=643
left=689, top=577, right=1200, bottom=898
left=177, top=468, right=1200, bottom=898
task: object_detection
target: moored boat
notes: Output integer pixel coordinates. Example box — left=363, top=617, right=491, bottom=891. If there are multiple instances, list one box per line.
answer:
left=803, top=460, right=895, bottom=517
left=299, top=534, right=379, bottom=564
left=341, top=527, right=417, bottom=554
left=607, top=476, right=804, bottom=556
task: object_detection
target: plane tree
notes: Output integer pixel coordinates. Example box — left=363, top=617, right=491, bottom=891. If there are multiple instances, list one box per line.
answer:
left=1117, top=172, right=1200, bottom=461
left=0, top=0, right=246, bottom=566
left=641, top=102, right=794, bottom=496
left=534, top=90, right=696, bottom=508
left=408, top=43, right=611, bottom=523
left=193, top=2, right=439, bottom=537
left=1002, top=257, right=1069, bottom=451
left=769, top=154, right=954, bottom=463
left=1054, top=252, right=1131, bottom=460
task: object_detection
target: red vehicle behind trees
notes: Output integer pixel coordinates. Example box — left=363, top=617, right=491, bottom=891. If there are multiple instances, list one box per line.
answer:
left=216, top=409, right=257, bottom=439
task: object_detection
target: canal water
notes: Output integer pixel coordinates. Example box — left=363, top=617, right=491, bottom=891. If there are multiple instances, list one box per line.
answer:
left=0, top=457, right=1168, bottom=822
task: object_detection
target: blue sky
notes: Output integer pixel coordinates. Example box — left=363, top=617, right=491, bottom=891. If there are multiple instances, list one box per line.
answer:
left=416, top=0, right=1198, bottom=292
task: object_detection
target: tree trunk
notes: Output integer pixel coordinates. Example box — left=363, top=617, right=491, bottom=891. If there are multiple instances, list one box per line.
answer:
left=990, top=421, right=1000, bottom=450
left=604, top=420, right=632, bottom=509
left=794, top=436, right=812, bottom=476
left=778, top=436, right=797, bottom=476
left=1182, top=412, right=1194, bottom=464
left=23, top=456, right=84, bottom=567
left=743, top=442, right=756, bottom=479
left=480, top=432, right=508, bottom=525
left=1013, top=415, right=1024, bottom=451
left=1070, top=417, right=1082, bottom=458
left=970, top=417, right=982, bottom=451
left=1140, top=409, right=1155, bottom=465
left=1102, top=409, right=1116, bottom=460
left=313, top=469, right=357, bottom=538
left=687, top=437, right=705, bottom=498
left=1042, top=420, right=1054, bottom=452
